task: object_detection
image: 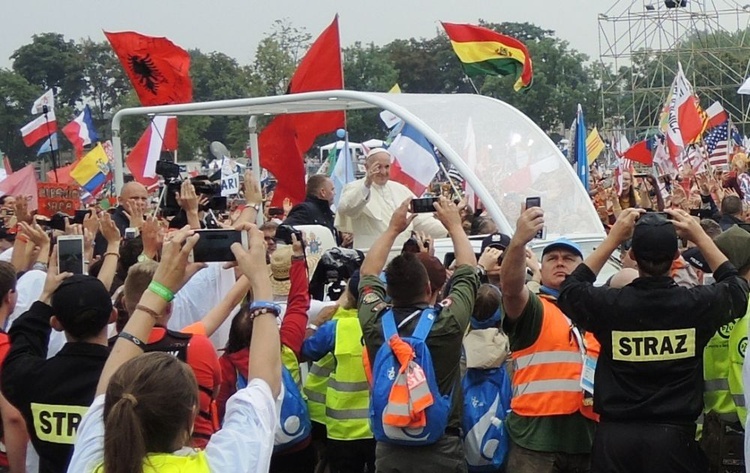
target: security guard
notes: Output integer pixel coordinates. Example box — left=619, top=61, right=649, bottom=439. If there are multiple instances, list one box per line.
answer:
left=302, top=272, right=375, bottom=473
left=2, top=276, right=114, bottom=473
left=558, top=210, right=749, bottom=472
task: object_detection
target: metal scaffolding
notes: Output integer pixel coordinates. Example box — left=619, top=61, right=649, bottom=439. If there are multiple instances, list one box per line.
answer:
left=598, top=0, right=750, bottom=137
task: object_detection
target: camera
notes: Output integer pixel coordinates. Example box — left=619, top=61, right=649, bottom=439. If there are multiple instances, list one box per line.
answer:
left=159, top=177, right=225, bottom=217
left=275, top=224, right=304, bottom=246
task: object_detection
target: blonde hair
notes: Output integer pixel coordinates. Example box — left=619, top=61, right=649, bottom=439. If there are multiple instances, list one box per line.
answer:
left=123, top=261, right=159, bottom=314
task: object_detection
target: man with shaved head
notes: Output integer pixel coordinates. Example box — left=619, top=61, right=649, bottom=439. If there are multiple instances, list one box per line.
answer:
left=335, top=148, right=446, bottom=253
left=95, top=181, right=149, bottom=255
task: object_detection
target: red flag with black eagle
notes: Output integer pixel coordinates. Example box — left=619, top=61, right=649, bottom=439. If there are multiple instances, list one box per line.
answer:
left=104, top=31, right=193, bottom=106
left=259, top=16, right=345, bottom=206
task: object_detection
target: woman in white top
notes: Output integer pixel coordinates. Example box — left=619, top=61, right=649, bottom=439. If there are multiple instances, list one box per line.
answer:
left=67, top=225, right=282, bottom=473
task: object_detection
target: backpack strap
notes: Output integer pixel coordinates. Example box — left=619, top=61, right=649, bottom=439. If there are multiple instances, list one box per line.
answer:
left=381, top=308, right=398, bottom=341
left=411, top=308, right=438, bottom=341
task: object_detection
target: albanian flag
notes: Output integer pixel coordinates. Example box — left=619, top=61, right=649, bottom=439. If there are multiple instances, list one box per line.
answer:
left=104, top=31, right=193, bottom=106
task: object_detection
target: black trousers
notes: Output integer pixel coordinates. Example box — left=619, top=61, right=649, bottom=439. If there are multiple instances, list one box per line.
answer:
left=592, top=421, right=708, bottom=473
left=328, top=438, right=376, bottom=473
left=270, top=442, right=317, bottom=473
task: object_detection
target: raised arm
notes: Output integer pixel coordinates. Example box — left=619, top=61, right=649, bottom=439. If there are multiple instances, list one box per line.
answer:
left=433, top=198, right=475, bottom=267
left=360, top=198, right=416, bottom=277
left=96, top=228, right=203, bottom=395
left=501, top=208, right=543, bottom=320
left=232, top=225, right=282, bottom=398
left=199, top=276, right=251, bottom=337
left=97, top=213, right=122, bottom=291
left=279, top=234, right=310, bottom=357
left=583, top=208, right=643, bottom=276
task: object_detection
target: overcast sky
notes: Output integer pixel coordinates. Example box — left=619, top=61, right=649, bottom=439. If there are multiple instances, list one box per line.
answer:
left=3, top=0, right=614, bottom=69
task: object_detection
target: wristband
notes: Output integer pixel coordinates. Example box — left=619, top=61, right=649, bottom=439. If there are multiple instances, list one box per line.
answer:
left=103, top=252, right=120, bottom=259
left=248, top=301, right=281, bottom=320
left=118, top=331, right=146, bottom=349
left=307, top=323, right=319, bottom=332
left=148, top=281, right=174, bottom=302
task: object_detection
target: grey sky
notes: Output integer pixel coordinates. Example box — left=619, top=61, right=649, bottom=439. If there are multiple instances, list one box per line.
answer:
left=2, top=0, right=610, bottom=70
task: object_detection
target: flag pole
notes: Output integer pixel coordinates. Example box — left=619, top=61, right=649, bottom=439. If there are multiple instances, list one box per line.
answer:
left=467, top=77, right=480, bottom=94
left=42, top=105, right=58, bottom=181
left=437, top=160, right=462, bottom=197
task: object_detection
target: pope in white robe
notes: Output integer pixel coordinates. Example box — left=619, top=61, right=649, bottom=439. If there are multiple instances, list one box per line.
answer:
left=335, top=148, right=447, bottom=253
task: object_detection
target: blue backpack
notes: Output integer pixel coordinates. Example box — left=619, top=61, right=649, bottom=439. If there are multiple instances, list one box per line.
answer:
left=236, top=365, right=312, bottom=452
left=369, top=308, right=452, bottom=446
left=461, top=364, right=512, bottom=472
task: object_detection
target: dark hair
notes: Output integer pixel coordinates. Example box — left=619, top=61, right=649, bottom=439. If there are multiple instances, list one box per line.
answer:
left=0, top=262, right=16, bottom=301
left=260, top=221, right=279, bottom=232
left=473, top=284, right=501, bottom=322
left=224, top=308, right=254, bottom=354
left=721, top=195, right=743, bottom=216
left=385, top=252, right=429, bottom=306
left=700, top=219, right=722, bottom=240
left=117, top=237, right=145, bottom=283
left=471, top=216, right=496, bottom=236
left=0, top=196, right=11, bottom=206
left=103, top=353, right=198, bottom=473
left=306, top=174, right=330, bottom=199
left=635, top=257, right=673, bottom=277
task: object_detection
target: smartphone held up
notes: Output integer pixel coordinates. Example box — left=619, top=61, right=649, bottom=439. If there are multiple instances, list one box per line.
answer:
left=189, top=229, right=248, bottom=263
left=410, top=197, right=440, bottom=214
left=525, top=196, right=545, bottom=240
left=57, top=235, right=85, bottom=275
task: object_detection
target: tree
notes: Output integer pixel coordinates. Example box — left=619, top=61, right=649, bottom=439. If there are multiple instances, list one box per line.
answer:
left=11, top=33, right=85, bottom=107
left=253, top=19, right=311, bottom=95
left=78, top=38, right=130, bottom=127
left=0, top=69, right=42, bottom=166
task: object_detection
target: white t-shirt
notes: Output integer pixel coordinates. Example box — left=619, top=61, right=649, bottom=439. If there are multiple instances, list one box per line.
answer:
left=67, top=378, right=277, bottom=473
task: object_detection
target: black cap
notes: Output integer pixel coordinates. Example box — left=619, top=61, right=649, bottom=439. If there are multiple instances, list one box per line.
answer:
left=682, top=247, right=709, bottom=272
left=631, top=212, right=678, bottom=263
left=481, top=233, right=511, bottom=253
left=51, top=275, right=113, bottom=339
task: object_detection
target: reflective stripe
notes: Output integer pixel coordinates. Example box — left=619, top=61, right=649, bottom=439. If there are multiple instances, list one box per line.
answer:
left=304, top=389, right=326, bottom=404
left=513, top=379, right=582, bottom=397
left=310, top=363, right=334, bottom=378
left=328, top=379, right=370, bottom=392
left=734, top=395, right=746, bottom=408
left=384, top=403, right=411, bottom=417
left=326, top=406, right=370, bottom=420
left=704, top=378, right=730, bottom=392
left=514, top=351, right=582, bottom=370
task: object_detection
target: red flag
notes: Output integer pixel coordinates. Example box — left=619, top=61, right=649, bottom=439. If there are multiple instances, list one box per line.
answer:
left=104, top=31, right=193, bottom=106
left=0, top=165, right=38, bottom=210
left=47, top=161, right=78, bottom=185
left=162, top=117, right=178, bottom=151
left=623, top=140, right=654, bottom=166
left=126, top=121, right=166, bottom=189
left=259, top=16, right=344, bottom=206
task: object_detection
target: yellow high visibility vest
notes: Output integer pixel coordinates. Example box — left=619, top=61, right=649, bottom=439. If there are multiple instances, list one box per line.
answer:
left=728, top=313, right=748, bottom=428
left=303, top=308, right=357, bottom=425
left=95, top=451, right=210, bottom=472
left=703, top=321, right=738, bottom=416
left=326, top=317, right=372, bottom=440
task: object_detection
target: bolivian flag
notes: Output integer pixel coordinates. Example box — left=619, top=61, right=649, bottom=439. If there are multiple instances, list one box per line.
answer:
left=442, top=22, right=533, bottom=91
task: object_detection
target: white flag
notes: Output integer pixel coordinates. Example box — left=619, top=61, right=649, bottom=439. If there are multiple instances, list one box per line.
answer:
left=221, top=156, right=239, bottom=196
left=31, top=89, right=55, bottom=114
left=738, top=76, right=750, bottom=95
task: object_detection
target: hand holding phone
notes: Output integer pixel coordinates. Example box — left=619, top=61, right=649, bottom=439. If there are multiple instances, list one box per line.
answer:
left=57, top=235, right=85, bottom=275
left=189, top=229, right=248, bottom=263
left=525, top=197, right=544, bottom=239
left=410, top=197, right=440, bottom=214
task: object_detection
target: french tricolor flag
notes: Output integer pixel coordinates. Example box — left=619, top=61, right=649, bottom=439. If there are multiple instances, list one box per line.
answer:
left=62, top=105, right=99, bottom=157
left=387, top=123, right=439, bottom=196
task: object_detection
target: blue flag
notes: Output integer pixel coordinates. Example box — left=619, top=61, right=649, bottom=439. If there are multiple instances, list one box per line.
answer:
left=575, top=104, right=589, bottom=192
left=37, top=132, right=59, bottom=155
left=331, top=133, right=354, bottom=208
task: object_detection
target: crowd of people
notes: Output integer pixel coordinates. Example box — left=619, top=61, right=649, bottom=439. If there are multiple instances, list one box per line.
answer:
left=0, top=146, right=747, bottom=473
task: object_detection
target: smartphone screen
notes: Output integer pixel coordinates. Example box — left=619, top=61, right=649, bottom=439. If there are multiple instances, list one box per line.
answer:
left=525, top=197, right=541, bottom=209
left=72, top=209, right=90, bottom=225
left=58, top=237, right=84, bottom=275
left=191, top=230, right=246, bottom=263
left=410, top=197, right=439, bottom=213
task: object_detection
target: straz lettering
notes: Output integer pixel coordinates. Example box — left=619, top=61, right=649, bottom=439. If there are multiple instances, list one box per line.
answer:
left=30, top=403, right=89, bottom=444
left=612, top=329, right=695, bottom=362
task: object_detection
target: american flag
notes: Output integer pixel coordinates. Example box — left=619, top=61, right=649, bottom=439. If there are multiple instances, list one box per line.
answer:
left=705, top=121, right=729, bottom=169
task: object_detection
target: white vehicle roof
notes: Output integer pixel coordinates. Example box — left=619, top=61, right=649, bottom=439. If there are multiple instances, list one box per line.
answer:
left=112, top=91, right=605, bottom=241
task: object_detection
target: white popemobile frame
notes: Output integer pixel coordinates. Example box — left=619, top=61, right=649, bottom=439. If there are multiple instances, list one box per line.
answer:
left=111, top=91, right=605, bottom=241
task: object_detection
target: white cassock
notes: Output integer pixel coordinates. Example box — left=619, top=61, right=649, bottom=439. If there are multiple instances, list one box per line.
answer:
left=335, top=178, right=447, bottom=253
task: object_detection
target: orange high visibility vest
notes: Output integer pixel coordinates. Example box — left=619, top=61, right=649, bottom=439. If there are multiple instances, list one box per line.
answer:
left=510, top=297, right=600, bottom=421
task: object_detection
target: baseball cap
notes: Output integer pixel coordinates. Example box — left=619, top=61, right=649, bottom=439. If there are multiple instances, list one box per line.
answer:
left=714, top=225, right=750, bottom=270
left=480, top=233, right=511, bottom=253
left=51, top=275, right=113, bottom=339
left=682, top=247, right=709, bottom=272
left=542, top=238, right=583, bottom=259
left=631, top=212, right=678, bottom=263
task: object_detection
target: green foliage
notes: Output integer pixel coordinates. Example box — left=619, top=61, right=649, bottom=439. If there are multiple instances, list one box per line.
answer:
left=0, top=69, right=41, bottom=166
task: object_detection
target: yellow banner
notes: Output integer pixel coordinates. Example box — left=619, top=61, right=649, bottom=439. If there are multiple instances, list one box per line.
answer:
left=31, top=403, right=89, bottom=444
left=612, top=328, right=695, bottom=362
left=586, top=127, right=606, bottom=164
